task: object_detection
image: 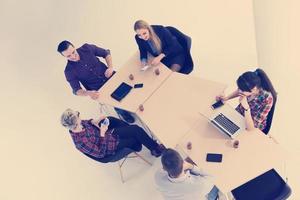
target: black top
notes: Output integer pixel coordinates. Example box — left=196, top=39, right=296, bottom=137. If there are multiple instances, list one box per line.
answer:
left=135, top=25, right=184, bottom=60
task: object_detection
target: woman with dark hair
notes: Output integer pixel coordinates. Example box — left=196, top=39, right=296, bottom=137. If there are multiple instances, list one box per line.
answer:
left=217, top=69, right=275, bottom=132
left=134, top=20, right=185, bottom=72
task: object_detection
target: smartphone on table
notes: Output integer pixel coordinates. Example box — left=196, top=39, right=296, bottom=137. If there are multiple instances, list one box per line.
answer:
left=134, top=83, right=144, bottom=88
left=211, top=100, right=224, bottom=109
left=206, top=153, right=223, bottom=162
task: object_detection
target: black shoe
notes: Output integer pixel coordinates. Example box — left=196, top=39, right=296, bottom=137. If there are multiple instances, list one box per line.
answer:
left=117, top=110, right=135, bottom=124
left=151, top=144, right=166, bottom=157
left=151, top=149, right=162, bottom=157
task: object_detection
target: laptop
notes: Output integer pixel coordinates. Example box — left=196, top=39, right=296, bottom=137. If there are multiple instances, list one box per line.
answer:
left=200, top=104, right=245, bottom=139
left=111, top=82, right=132, bottom=102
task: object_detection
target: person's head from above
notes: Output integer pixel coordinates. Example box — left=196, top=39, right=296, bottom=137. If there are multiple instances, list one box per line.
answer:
left=134, top=20, right=152, bottom=41
left=237, top=68, right=275, bottom=97
left=57, top=40, right=80, bottom=62
left=237, top=71, right=260, bottom=97
left=161, top=148, right=184, bottom=178
left=134, top=20, right=162, bottom=53
left=61, top=108, right=81, bottom=132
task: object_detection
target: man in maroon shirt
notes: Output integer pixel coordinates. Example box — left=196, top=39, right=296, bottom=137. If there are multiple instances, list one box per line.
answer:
left=57, top=40, right=134, bottom=123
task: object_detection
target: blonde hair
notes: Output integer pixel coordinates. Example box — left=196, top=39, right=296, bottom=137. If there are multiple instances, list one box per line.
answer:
left=60, top=109, right=77, bottom=130
left=134, top=20, right=162, bottom=53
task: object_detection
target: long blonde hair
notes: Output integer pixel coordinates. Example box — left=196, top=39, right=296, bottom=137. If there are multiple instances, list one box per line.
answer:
left=134, top=20, right=162, bottom=53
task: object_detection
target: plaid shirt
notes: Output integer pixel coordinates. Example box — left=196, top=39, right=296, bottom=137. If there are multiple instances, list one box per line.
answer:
left=236, top=90, right=273, bottom=130
left=70, top=120, right=119, bottom=158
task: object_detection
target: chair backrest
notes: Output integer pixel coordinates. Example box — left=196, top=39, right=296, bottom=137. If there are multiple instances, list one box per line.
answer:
left=255, top=68, right=277, bottom=135
left=165, top=26, right=194, bottom=74
left=83, top=148, right=135, bottom=163
left=231, top=168, right=292, bottom=200
left=263, top=93, right=277, bottom=134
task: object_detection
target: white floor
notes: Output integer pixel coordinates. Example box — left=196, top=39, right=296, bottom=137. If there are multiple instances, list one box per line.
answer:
left=1, top=0, right=299, bottom=199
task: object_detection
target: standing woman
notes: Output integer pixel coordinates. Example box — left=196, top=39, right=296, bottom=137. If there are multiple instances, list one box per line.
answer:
left=134, top=20, right=185, bottom=72
left=217, top=69, right=275, bottom=133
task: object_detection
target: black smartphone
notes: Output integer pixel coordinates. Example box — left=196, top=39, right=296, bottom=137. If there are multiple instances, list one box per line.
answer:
left=211, top=100, right=224, bottom=109
left=206, top=153, right=223, bottom=162
left=134, top=83, right=144, bottom=88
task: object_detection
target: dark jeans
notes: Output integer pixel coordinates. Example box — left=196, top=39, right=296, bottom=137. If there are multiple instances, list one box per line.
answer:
left=102, top=117, right=158, bottom=152
left=114, top=108, right=132, bottom=117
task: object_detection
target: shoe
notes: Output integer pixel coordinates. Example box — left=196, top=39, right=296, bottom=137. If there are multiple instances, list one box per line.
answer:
left=116, top=109, right=135, bottom=123
left=151, top=149, right=162, bottom=157
left=156, top=144, right=166, bottom=152
left=151, top=144, right=166, bottom=157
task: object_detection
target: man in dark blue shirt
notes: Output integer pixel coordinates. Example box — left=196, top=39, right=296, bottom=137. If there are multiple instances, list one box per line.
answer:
left=57, top=40, right=134, bottom=123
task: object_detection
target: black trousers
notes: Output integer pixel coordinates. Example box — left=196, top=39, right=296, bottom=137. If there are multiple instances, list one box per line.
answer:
left=102, top=117, right=158, bottom=152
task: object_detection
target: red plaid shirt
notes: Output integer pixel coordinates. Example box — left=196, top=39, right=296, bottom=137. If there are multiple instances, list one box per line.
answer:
left=70, top=120, right=119, bottom=158
left=236, top=90, right=273, bottom=130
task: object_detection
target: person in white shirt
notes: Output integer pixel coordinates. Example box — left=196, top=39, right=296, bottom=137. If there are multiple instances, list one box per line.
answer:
left=155, top=148, right=219, bottom=200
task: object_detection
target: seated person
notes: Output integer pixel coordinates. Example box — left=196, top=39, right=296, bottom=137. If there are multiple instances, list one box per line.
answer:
left=134, top=20, right=185, bottom=72
left=216, top=69, right=274, bottom=132
left=60, top=109, right=164, bottom=159
left=57, top=40, right=135, bottom=123
left=155, top=148, right=219, bottom=200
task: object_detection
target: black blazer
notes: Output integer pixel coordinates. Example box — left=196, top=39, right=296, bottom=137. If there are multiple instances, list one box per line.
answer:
left=135, top=25, right=184, bottom=60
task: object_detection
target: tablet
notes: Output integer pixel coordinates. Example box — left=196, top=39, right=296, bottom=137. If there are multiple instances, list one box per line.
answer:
left=111, top=82, right=133, bottom=101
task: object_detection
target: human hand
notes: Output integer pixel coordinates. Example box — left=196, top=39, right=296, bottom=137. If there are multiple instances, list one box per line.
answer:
left=151, top=56, right=162, bottom=66
left=105, top=68, right=114, bottom=78
left=141, top=60, right=147, bottom=67
left=88, top=91, right=100, bottom=100
left=100, top=123, right=108, bottom=137
left=216, top=94, right=227, bottom=102
left=239, top=95, right=250, bottom=110
left=183, top=161, right=194, bottom=172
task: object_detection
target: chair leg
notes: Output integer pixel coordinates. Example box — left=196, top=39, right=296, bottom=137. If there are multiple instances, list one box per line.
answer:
left=118, top=160, right=125, bottom=183
left=117, top=153, right=151, bottom=183
left=268, top=134, right=279, bottom=144
left=134, top=152, right=152, bottom=166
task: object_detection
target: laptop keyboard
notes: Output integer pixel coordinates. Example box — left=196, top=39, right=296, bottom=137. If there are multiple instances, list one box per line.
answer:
left=213, top=113, right=240, bottom=134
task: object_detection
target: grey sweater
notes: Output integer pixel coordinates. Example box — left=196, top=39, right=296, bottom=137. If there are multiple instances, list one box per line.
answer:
left=155, top=166, right=215, bottom=200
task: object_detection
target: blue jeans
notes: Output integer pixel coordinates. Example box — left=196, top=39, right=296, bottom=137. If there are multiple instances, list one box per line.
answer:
left=207, top=186, right=219, bottom=200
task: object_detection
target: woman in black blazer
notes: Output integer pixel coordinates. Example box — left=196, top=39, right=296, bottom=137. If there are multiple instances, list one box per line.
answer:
left=134, top=20, right=185, bottom=72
